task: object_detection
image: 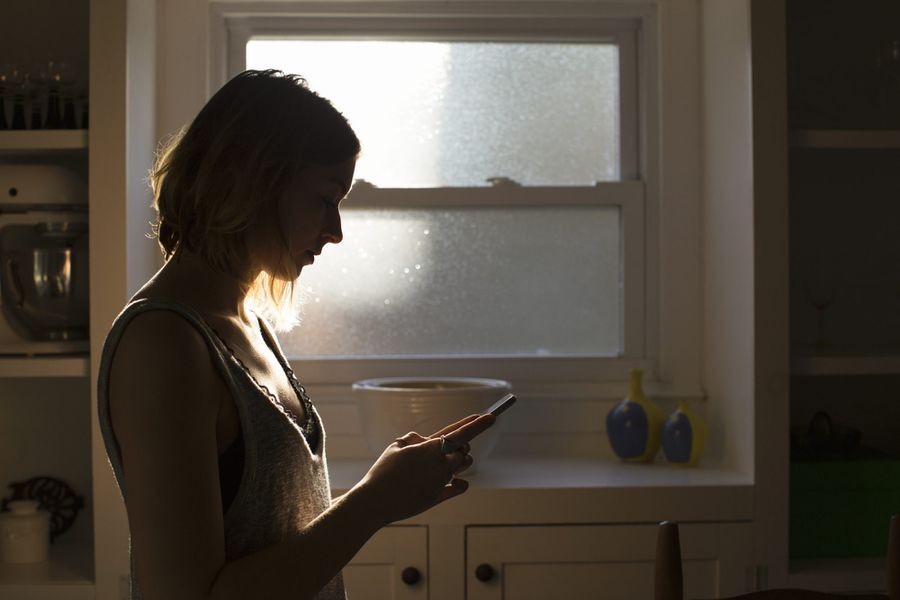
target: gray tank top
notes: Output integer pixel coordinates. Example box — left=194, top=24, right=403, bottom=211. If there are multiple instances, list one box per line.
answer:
left=96, top=297, right=346, bottom=599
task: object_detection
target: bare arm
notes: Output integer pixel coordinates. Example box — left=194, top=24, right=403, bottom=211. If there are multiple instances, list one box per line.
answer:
left=208, top=482, right=380, bottom=599
left=109, top=311, right=227, bottom=600
left=210, top=413, right=496, bottom=599
left=109, top=310, right=492, bottom=600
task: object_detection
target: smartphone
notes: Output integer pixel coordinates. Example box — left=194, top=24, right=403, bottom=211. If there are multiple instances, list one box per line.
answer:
left=486, top=393, right=517, bottom=417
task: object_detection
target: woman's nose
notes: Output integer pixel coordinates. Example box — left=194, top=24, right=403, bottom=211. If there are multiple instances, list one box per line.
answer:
left=323, top=211, right=343, bottom=245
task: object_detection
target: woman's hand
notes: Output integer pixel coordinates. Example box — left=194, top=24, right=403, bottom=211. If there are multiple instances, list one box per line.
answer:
left=355, top=413, right=496, bottom=527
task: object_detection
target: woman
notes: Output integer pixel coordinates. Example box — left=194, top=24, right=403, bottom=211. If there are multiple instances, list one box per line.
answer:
left=97, top=69, right=495, bottom=600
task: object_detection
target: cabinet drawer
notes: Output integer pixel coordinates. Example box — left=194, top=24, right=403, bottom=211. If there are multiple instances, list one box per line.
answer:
left=466, top=523, right=752, bottom=600
left=345, top=525, right=428, bottom=600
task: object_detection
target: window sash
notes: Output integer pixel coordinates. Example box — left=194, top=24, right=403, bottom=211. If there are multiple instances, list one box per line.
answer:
left=342, top=180, right=645, bottom=354
left=220, top=11, right=640, bottom=180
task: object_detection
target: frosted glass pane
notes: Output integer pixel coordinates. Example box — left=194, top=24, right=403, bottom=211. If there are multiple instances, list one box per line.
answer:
left=246, top=40, right=620, bottom=186
left=281, top=207, right=621, bottom=357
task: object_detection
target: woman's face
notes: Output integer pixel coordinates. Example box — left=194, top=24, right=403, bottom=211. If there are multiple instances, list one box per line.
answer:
left=256, top=157, right=356, bottom=281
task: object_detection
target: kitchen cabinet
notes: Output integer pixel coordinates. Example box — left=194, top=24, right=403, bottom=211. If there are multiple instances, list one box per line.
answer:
left=747, top=0, right=900, bottom=592
left=345, top=526, right=428, bottom=600
left=465, top=523, right=752, bottom=600
left=329, top=456, right=756, bottom=600
left=782, top=0, right=900, bottom=589
left=342, top=520, right=756, bottom=600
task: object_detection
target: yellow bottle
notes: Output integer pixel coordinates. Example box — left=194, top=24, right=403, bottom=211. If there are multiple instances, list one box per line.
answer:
left=661, top=401, right=707, bottom=467
left=606, top=368, right=664, bottom=462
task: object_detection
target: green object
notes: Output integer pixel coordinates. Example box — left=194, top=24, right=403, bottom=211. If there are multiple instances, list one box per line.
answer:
left=790, top=458, right=900, bottom=558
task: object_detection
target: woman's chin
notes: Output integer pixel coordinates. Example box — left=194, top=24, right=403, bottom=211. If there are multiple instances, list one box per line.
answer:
left=261, top=251, right=311, bottom=282
left=266, top=261, right=303, bottom=283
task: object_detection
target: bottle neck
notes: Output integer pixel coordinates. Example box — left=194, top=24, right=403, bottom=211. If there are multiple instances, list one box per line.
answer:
left=628, top=368, right=643, bottom=399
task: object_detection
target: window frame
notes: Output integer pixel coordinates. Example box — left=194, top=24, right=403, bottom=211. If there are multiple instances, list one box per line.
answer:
left=210, top=2, right=664, bottom=395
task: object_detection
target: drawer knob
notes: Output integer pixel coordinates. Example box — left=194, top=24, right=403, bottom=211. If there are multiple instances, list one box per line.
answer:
left=401, top=566, right=421, bottom=585
left=475, top=563, right=495, bottom=582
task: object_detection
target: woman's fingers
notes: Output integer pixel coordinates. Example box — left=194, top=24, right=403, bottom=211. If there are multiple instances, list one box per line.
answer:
left=366, top=427, right=479, bottom=525
left=443, top=447, right=472, bottom=473
left=392, top=431, right=428, bottom=448
left=452, top=453, right=475, bottom=475
left=428, top=414, right=481, bottom=439
left=439, top=414, right=496, bottom=451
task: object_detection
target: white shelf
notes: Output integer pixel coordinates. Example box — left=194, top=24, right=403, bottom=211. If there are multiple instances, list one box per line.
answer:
left=788, top=557, right=887, bottom=593
left=0, top=540, right=94, bottom=600
left=0, top=357, right=90, bottom=378
left=790, top=129, right=900, bottom=149
left=0, top=130, right=88, bottom=154
left=792, top=353, right=900, bottom=376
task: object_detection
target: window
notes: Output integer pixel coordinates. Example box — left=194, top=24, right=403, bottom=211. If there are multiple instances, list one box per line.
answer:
left=222, top=6, right=654, bottom=385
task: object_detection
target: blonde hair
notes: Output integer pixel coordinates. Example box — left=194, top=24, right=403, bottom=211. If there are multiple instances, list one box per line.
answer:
left=149, top=70, right=360, bottom=331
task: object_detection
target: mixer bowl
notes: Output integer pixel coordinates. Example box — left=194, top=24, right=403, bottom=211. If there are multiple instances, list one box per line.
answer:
left=352, top=377, right=512, bottom=468
left=2, top=238, right=89, bottom=341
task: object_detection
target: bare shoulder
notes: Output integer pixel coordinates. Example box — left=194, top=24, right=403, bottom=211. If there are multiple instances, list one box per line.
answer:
left=109, top=310, right=223, bottom=450
left=108, top=308, right=222, bottom=423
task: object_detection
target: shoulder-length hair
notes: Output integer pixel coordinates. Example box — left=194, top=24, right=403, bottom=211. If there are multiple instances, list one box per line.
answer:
left=149, top=69, right=360, bottom=331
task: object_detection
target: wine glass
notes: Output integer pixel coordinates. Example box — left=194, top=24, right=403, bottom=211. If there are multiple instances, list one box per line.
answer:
left=802, top=257, right=838, bottom=350
left=6, top=64, right=27, bottom=130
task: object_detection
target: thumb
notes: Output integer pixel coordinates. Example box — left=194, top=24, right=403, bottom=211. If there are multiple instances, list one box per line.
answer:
left=434, top=478, right=469, bottom=505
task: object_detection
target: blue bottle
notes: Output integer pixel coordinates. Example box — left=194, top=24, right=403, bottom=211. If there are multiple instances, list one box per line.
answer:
left=661, top=401, right=707, bottom=467
left=606, top=368, right=664, bottom=462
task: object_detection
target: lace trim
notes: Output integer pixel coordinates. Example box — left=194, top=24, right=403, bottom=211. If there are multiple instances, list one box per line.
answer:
left=210, top=326, right=318, bottom=445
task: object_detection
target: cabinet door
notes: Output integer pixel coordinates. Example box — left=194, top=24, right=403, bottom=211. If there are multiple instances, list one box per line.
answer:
left=344, top=525, right=428, bottom=600
left=466, top=523, right=753, bottom=600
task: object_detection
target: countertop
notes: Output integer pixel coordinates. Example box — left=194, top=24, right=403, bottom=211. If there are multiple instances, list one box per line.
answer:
left=329, top=438, right=754, bottom=524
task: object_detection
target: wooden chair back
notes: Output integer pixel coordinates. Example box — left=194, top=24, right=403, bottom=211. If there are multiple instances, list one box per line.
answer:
left=655, top=514, right=900, bottom=600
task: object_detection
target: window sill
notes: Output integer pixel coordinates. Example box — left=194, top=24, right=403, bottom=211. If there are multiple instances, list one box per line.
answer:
left=329, top=433, right=753, bottom=524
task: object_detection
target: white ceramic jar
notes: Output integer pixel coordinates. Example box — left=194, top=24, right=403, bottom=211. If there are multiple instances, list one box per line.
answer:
left=0, top=500, right=50, bottom=564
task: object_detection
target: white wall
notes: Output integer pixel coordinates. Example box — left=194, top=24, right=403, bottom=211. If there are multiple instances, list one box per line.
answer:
left=90, top=1, right=162, bottom=597
left=127, top=0, right=160, bottom=295
left=700, top=0, right=791, bottom=583
left=157, top=0, right=210, bottom=144
left=748, top=0, right=791, bottom=584
left=699, top=0, right=755, bottom=478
